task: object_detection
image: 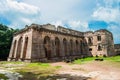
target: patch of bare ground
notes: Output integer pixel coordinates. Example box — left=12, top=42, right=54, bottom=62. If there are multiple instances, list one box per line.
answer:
left=51, top=61, right=120, bottom=80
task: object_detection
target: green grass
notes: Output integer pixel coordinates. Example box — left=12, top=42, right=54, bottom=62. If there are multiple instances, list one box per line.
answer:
left=104, top=56, right=120, bottom=62
left=0, top=61, right=61, bottom=79
left=73, top=55, right=120, bottom=64
left=0, top=61, right=23, bottom=64
left=55, top=66, right=62, bottom=69
left=73, top=57, right=96, bottom=64
left=15, top=62, right=61, bottom=79
left=0, top=74, right=8, bottom=80
left=0, top=56, right=120, bottom=79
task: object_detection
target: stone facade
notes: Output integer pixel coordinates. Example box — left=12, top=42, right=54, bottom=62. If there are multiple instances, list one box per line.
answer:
left=8, top=24, right=115, bottom=62
left=84, top=30, right=115, bottom=56
left=114, top=44, right=120, bottom=55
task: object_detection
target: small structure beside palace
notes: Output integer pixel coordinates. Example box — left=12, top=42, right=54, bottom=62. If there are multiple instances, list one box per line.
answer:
left=8, top=24, right=115, bottom=62
left=114, top=44, right=120, bottom=55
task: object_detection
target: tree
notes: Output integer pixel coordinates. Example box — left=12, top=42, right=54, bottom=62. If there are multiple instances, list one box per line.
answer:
left=0, top=24, right=19, bottom=60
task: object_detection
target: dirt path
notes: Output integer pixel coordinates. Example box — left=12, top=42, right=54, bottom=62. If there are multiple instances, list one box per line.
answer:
left=51, top=61, right=120, bottom=80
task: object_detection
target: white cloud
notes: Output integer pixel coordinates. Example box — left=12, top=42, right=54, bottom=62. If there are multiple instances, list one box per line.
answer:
left=92, top=0, right=120, bottom=23
left=51, top=20, right=90, bottom=32
left=107, top=24, right=120, bottom=43
left=92, top=0, right=120, bottom=43
left=51, top=21, right=65, bottom=28
left=0, top=0, right=97, bottom=29
left=68, top=21, right=90, bottom=32
left=22, top=0, right=96, bottom=23
left=0, top=0, right=41, bottom=28
left=92, top=7, right=120, bottom=23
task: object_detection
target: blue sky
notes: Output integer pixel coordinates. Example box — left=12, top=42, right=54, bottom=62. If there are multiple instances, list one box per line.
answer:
left=0, top=0, right=120, bottom=44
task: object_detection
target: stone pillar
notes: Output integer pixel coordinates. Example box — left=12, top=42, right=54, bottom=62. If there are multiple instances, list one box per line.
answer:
left=8, top=40, right=14, bottom=61
left=66, top=41, right=68, bottom=57
left=67, top=41, right=69, bottom=56
left=60, top=39, right=65, bottom=58
left=25, top=33, right=32, bottom=61
left=73, top=41, right=76, bottom=56
left=67, top=41, right=70, bottom=57
left=51, top=38, right=56, bottom=58
left=78, top=42, right=80, bottom=56
left=80, top=40, right=83, bottom=56
left=13, top=39, right=19, bottom=60
left=39, top=38, right=45, bottom=58
left=20, top=37, right=25, bottom=61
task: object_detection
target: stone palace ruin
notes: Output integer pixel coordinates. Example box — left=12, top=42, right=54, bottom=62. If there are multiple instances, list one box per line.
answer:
left=8, top=24, right=115, bottom=62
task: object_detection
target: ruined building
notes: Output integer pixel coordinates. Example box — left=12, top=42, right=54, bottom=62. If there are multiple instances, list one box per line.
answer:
left=114, top=44, right=120, bottom=55
left=8, top=24, right=115, bottom=62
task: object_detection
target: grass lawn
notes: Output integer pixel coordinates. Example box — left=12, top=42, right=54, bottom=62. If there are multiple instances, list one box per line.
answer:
left=73, top=57, right=96, bottom=64
left=0, top=56, right=120, bottom=79
left=0, top=62, right=61, bottom=80
left=16, top=63, right=60, bottom=75
left=73, top=55, right=120, bottom=64
left=0, top=74, right=8, bottom=80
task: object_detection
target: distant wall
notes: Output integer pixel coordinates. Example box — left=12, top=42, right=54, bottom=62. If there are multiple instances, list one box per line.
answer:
left=114, top=44, right=120, bottom=55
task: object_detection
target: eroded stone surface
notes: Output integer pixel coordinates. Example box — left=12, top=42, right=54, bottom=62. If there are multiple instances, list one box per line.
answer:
left=8, top=24, right=115, bottom=62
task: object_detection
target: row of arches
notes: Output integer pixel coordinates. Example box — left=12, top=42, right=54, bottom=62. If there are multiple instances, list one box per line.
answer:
left=10, top=35, right=86, bottom=61
left=11, top=37, right=28, bottom=61
left=43, top=36, right=84, bottom=60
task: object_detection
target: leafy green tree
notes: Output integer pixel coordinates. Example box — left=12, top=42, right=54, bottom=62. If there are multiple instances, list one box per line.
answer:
left=0, top=24, right=19, bottom=60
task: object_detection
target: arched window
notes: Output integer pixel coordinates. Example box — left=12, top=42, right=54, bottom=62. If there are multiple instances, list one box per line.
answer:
left=23, top=37, right=28, bottom=60
left=16, top=37, right=23, bottom=60
left=44, top=36, right=51, bottom=59
left=98, top=45, right=102, bottom=51
left=76, top=40, right=79, bottom=54
left=88, top=37, right=93, bottom=45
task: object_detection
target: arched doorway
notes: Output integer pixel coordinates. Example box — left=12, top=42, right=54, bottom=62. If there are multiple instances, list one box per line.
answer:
left=76, top=40, right=79, bottom=55
left=12, top=40, right=17, bottom=58
left=55, top=37, right=60, bottom=57
left=63, top=38, right=67, bottom=56
left=88, top=37, right=93, bottom=45
left=98, top=45, right=102, bottom=51
left=16, top=37, right=23, bottom=60
left=44, top=36, right=51, bottom=59
left=22, top=37, right=28, bottom=60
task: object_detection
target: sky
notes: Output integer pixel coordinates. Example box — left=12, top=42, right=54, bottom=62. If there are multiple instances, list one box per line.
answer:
left=0, top=0, right=120, bottom=44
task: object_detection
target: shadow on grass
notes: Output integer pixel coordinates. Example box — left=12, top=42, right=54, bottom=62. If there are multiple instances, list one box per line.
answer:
left=0, top=74, right=8, bottom=80
left=18, top=72, right=91, bottom=80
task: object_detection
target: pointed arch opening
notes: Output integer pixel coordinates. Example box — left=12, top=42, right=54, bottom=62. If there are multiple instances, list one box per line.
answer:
left=98, top=45, right=102, bottom=51
left=44, top=36, right=51, bottom=59
left=88, top=37, right=93, bottom=45
left=16, top=37, right=23, bottom=60
left=22, top=37, right=28, bottom=60
left=55, top=37, right=60, bottom=57
left=76, top=40, right=79, bottom=54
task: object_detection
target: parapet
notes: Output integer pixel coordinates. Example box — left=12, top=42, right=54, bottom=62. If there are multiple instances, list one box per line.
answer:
left=94, top=29, right=112, bottom=35
left=14, top=23, right=84, bottom=37
left=13, top=23, right=113, bottom=38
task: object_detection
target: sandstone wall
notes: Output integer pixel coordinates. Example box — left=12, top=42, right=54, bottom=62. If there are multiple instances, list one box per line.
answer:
left=114, top=44, right=120, bottom=55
